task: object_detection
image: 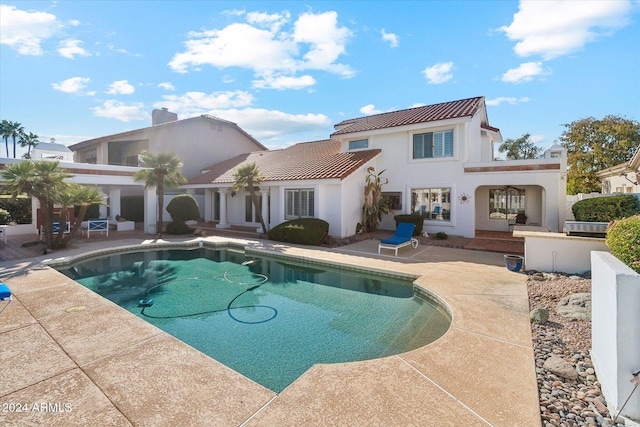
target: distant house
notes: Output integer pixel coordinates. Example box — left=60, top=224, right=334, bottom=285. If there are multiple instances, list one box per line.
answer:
left=187, top=97, right=568, bottom=238
left=596, top=145, right=640, bottom=194
left=31, top=141, right=73, bottom=162
left=68, top=109, right=267, bottom=179
left=65, top=109, right=268, bottom=232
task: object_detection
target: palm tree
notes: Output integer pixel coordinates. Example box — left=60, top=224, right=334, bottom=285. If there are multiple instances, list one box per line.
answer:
left=1, top=119, right=10, bottom=157
left=54, top=184, right=105, bottom=248
left=134, top=150, right=186, bottom=238
left=3, top=121, right=25, bottom=158
left=233, top=162, right=267, bottom=234
left=0, top=160, right=72, bottom=249
left=19, top=132, right=39, bottom=159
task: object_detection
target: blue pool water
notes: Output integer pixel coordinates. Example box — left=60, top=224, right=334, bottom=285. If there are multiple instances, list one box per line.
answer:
left=61, top=247, right=450, bottom=392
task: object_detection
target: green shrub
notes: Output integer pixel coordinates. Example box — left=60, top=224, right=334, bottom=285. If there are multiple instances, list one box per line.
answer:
left=435, top=232, right=448, bottom=240
left=606, top=215, right=640, bottom=273
left=121, top=196, right=144, bottom=222
left=572, top=195, right=640, bottom=222
left=166, top=220, right=192, bottom=235
left=76, top=204, right=100, bottom=219
left=393, top=214, right=423, bottom=236
left=268, top=218, right=329, bottom=245
left=166, top=194, right=200, bottom=221
left=0, top=208, right=10, bottom=224
left=0, top=197, right=31, bottom=224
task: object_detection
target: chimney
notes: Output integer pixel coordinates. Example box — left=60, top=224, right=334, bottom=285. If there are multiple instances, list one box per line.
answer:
left=152, top=108, right=178, bottom=125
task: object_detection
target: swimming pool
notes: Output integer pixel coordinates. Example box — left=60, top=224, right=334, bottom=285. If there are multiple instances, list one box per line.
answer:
left=59, top=246, right=451, bottom=392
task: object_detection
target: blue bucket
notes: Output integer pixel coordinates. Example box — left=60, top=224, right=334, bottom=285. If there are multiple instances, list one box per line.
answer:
left=504, top=255, right=524, bottom=272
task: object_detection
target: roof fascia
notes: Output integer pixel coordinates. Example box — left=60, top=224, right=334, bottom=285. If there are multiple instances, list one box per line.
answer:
left=330, top=116, right=472, bottom=141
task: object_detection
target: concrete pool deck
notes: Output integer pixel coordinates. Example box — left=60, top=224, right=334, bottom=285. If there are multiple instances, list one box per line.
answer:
left=0, top=236, right=539, bottom=426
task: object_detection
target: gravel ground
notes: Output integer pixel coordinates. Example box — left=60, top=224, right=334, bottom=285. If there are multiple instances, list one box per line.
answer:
left=527, top=272, right=626, bottom=427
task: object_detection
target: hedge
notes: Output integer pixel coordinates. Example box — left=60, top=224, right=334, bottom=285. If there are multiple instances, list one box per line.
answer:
left=393, top=214, right=423, bottom=236
left=606, top=215, right=640, bottom=273
left=268, top=218, right=329, bottom=245
left=572, top=194, right=640, bottom=222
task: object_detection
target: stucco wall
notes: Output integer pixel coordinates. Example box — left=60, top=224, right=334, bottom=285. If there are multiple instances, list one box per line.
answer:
left=591, top=251, right=640, bottom=421
left=515, top=230, right=608, bottom=274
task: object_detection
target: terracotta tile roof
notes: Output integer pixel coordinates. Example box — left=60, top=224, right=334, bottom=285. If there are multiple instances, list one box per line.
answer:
left=332, top=96, right=485, bottom=136
left=187, top=139, right=381, bottom=185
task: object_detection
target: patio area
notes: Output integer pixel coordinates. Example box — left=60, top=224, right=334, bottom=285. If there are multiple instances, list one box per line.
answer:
left=0, top=231, right=536, bottom=426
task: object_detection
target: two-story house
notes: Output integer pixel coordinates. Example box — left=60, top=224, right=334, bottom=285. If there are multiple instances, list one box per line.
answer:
left=186, top=96, right=568, bottom=238
left=65, top=109, right=268, bottom=230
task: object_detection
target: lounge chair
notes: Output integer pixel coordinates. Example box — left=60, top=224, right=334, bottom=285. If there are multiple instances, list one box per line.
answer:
left=378, top=222, right=419, bottom=256
left=0, top=283, right=12, bottom=315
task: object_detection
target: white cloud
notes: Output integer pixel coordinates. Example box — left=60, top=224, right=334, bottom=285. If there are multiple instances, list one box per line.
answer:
left=206, top=108, right=331, bottom=140
left=58, top=39, right=90, bottom=59
left=0, top=5, right=60, bottom=55
left=360, top=104, right=383, bottom=115
left=106, top=80, right=135, bottom=95
left=154, top=90, right=254, bottom=117
left=486, top=96, right=530, bottom=106
left=381, top=29, right=399, bottom=48
left=92, top=100, right=150, bottom=122
left=246, top=10, right=290, bottom=32
left=158, top=82, right=175, bottom=91
left=169, top=10, right=354, bottom=87
left=423, top=62, right=454, bottom=84
left=252, top=74, right=316, bottom=90
left=501, top=61, right=550, bottom=83
left=499, top=0, right=633, bottom=60
left=51, top=77, right=91, bottom=94
left=292, top=11, right=353, bottom=76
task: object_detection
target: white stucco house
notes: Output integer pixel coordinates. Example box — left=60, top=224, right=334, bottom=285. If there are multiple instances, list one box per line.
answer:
left=186, top=96, right=568, bottom=238
left=2, top=97, right=569, bottom=239
left=596, top=145, right=640, bottom=195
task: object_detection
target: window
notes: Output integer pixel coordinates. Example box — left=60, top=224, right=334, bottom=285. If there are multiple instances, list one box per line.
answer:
left=84, top=149, right=97, bottom=164
left=348, top=139, right=369, bottom=150
left=413, top=130, right=453, bottom=159
left=489, top=187, right=525, bottom=220
left=125, top=155, right=139, bottom=167
left=411, top=188, right=451, bottom=221
left=382, top=192, right=402, bottom=210
left=285, top=189, right=314, bottom=219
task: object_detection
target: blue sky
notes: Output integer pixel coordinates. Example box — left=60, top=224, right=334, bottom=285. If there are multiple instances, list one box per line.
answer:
left=1, top=0, right=639, bottom=158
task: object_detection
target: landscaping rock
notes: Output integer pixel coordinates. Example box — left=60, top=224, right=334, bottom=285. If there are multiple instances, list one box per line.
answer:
left=530, top=307, right=550, bottom=324
left=543, top=355, right=578, bottom=380
left=556, top=293, right=591, bottom=320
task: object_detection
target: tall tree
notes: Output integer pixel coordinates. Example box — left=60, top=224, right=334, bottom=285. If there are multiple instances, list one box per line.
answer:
left=1, top=119, right=10, bottom=157
left=20, top=132, right=40, bottom=159
left=0, top=160, right=72, bottom=249
left=498, top=133, right=543, bottom=160
left=233, top=162, right=267, bottom=234
left=2, top=121, right=25, bottom=158
left=134, top=151, right=186, bottom=238
left=560, top=115, right=640, bottom=195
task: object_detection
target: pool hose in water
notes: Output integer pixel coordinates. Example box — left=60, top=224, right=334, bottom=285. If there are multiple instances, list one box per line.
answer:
left=138, top=259, right=277, bottom=324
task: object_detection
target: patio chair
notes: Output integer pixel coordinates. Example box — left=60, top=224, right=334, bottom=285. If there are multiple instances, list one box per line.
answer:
left=378, top=222, right=419, bottom=256
left=0, top=283, right=12, bottom=315
left=85, top=218, right=109, bottom=238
